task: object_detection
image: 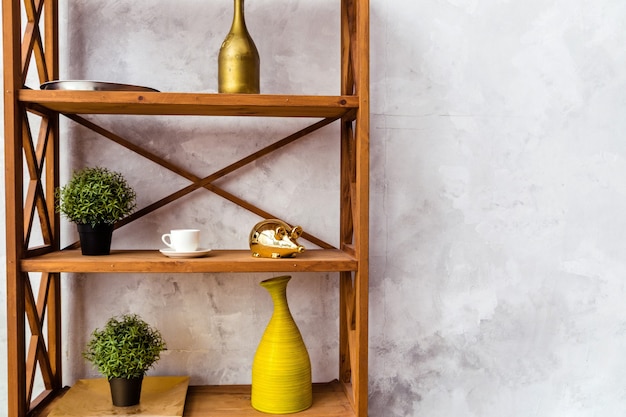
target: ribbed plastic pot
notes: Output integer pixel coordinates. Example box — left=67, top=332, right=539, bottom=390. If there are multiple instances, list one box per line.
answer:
left=109, top=376, right=143, bottom=407
left=77, top=223, right=113, bottom=255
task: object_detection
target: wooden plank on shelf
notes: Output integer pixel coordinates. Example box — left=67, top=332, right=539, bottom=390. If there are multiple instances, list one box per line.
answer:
left=18, top=91, right=359, bottom=118
left=20, top=249, right=358, bottom=273
left=47, top=376, right=189, bottom=417
left=183, top=382, right=355, bottom=417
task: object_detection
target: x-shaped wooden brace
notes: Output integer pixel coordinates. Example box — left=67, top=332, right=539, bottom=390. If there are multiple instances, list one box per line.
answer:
left=61, top=113, right=346, bottom=250
left=22, top=109, right=54, bottom=250
left=23, top=271, right=57, bottom=405
left=21, top=0, right=51, bottom=85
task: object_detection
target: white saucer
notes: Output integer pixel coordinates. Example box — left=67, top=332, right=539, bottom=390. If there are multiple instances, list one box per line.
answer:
left=159, top=248, right=212, bottom=258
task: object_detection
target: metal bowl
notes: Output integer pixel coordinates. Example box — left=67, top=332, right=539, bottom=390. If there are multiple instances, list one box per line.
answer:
left=40, top=80, right=159, bottom=92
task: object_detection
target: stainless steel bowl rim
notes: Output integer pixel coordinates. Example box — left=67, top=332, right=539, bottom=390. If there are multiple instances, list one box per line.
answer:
left=40, top=80, right=159, bottom=92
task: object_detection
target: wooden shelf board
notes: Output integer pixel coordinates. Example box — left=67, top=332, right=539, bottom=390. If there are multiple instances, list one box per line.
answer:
left=18, top=90, right=359, bottom=118
left=20, top=249, right=357, bottom=273
left=184, top=382, right=355, bottom=416
left=31, top=382, right=355, bottom=417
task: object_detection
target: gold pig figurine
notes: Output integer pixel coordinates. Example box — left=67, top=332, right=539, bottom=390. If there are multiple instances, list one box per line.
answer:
left=249, top=219, right=305, bottom=258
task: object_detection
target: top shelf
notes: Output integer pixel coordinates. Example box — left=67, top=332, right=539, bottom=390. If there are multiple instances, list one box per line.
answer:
left=18, top=90, right=359, bottom=118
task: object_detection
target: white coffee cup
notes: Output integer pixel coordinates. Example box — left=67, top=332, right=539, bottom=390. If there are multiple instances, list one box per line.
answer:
left=161, top=229, right=200, bottom=252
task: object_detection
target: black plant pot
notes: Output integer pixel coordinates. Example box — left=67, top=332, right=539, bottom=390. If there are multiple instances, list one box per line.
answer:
left=109, top=376, right=143, bottom=407
left=77, top=223, right=114, bottom=255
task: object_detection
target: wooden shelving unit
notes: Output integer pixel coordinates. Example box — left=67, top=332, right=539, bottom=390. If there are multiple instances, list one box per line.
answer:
left=3, top=0, right=369, bottom=416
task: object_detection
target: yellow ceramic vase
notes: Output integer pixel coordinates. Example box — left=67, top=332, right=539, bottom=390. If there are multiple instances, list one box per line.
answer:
left=251, top=276, right=312, bottom=414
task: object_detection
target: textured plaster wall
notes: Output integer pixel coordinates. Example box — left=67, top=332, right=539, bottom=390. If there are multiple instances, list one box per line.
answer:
left=369, top=1, right=626, bottom=416
left=2, top=1, right=626, bottom=416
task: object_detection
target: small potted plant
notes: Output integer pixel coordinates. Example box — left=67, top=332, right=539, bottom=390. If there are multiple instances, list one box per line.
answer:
left=56, top=166, right=137, bottom=255
left=83, top=314, right=167, bottom=407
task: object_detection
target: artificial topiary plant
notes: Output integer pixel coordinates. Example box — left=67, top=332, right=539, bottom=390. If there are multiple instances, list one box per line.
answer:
left=83, top=314, right=166, bottom=379
left=56, top=166, right=137, bottom=227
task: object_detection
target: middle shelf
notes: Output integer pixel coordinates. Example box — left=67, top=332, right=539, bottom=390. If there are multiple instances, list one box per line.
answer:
left=21, top=249, right=357, bottom=273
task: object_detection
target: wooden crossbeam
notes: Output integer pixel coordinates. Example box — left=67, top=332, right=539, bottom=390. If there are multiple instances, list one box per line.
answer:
left=61, top=113, right=339, bottom=249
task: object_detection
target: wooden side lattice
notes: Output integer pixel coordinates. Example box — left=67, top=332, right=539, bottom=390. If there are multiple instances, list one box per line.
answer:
left=4, top=0, right=61, bottom=416
left=340, top=0, right=369, bottom=414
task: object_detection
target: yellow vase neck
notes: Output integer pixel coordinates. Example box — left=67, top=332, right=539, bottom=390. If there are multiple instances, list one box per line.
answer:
left=261, top=275, right=291, bottom=311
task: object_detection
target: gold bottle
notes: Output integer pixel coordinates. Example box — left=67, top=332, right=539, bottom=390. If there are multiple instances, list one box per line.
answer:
left=218, top=0, right=260, bottom=94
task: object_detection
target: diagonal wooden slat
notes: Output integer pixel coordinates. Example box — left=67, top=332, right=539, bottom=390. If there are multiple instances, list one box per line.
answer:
left=339, top=271, right=356, bottom=389
left=23, top=273, right=54, bottom=405
left=31, top=26, right=48, bottom=84
left=340, top=7, right=352, bottom=95
left=65, top=114, right=339, bottom=185
left=23, top=179, right=38, bottom=245
left=21, top=22, right=36, bottom=83
left=27, top=24, right=47, bottom=84
left=342, top=0, right=357, bottom=95
left=22, top=112, right=53, bottom=247
left=34, top=273, right=54, bottom=389
left=25, top=335, right=38, bottom=404
left=64, top=113, right=339, bottom=249
left=349, top=0, right=362, bottom=96
left=45, top=272, right=62, bottom=392
left=22, top=115, right=40, bottom=245
left=342, top=273, right=356, bottom=332
left=21, top=0, right=47, bottom=85
left=33, top=116, right=54, bottom=245
left=341, top=272, right=357, bottom=394
left=340, top=120, right=356, bottom=248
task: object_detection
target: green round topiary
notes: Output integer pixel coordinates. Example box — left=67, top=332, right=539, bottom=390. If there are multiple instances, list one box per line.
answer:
left=56, top=166, right=137, bottom=227
left=83, top=314, right=167, bottom=379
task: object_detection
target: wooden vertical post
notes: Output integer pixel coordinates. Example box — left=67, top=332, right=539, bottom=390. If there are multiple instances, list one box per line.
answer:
left=3, top=0, right=28, bottom=414
left=340, top=0, right=369, bottom=415
left=44, top=0, right=62, bottom=393
left=353, top=0, right=369, bottom=414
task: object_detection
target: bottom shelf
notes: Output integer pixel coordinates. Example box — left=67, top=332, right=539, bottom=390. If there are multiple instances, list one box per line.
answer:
left=32, top=381, right=356, bottom=417
left=185, top=382, right=354, bottom=416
